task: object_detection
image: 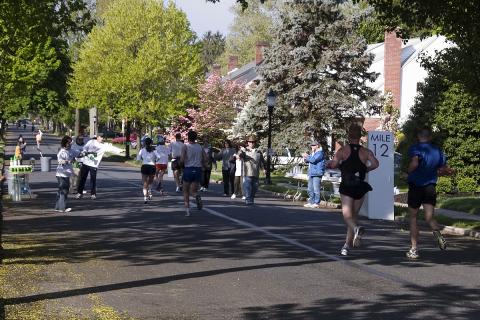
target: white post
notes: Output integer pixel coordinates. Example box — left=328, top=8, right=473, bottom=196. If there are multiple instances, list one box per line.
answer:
left=360, top=131, right=395, bottom=220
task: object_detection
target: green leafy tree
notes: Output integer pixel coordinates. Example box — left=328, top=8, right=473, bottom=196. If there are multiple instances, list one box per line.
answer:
left=0, top=0, right=92, bottom=121
left=234, top=0, right=380, bottom=152
left=70, top=0, right=203, bottom=129
left=362, top=0, right=480, bottom=95
left=218, top=1, right=279, bottom=69
left=399, top=49, right=480, bottom=183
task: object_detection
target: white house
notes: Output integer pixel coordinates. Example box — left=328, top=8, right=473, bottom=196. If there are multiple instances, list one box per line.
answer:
left=223, top=33, right=452, bottom=132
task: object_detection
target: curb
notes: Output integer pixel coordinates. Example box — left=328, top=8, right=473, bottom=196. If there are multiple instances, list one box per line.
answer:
left=395, top=216, right=480, bottom=239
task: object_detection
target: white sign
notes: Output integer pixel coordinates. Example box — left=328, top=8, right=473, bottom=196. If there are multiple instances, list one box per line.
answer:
left=360, top=131, right=394, bottom=220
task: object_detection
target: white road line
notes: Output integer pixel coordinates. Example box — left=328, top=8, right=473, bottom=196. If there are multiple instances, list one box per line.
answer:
left=202, top=206, right=414, bottom=287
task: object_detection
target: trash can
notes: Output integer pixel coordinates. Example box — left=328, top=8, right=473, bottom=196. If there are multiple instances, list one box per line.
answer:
left=40, top=156, right=51, bottom=172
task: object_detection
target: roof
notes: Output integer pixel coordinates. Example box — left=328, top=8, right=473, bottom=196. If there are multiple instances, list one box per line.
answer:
left=224, top=61, right=259, bottom=84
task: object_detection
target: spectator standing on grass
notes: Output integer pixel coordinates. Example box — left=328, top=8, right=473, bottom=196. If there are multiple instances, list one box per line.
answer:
left=180, top=130, right=207, bottom=217
left=54, top=136, right=74, bottom=213
left=405, top=127, right=453, bottom=260
left=241, top=136, right=265, bottom=205
left=303, top=140, right=326, bottom=208
left=327, top=124, right=379, bottom=256
left=215, top=139, right=235, bottom=196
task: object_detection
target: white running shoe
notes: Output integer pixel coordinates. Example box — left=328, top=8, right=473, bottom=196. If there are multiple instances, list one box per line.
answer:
left=303, top=203, right=312, bottom=208
left=64, top=208, right=72, bottom=213
left=75, top=193, right=82, bottom=199
left=310, top=203, right=320, bottom=208
left=241, top=196, right=246, bottom=200
left=340, top=244, right=350, bottom=256
left=176, top=187, right=181, bottom=193
left=185, top=208, right=191, bottom=217
left=91, top=194, right=96, bottom=200
left=231, top=194, right=236, bottom=199
left=144, top=196, right=148, bottom=204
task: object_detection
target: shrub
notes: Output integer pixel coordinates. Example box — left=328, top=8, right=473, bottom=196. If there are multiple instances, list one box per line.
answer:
left=456, top=177, right=478, bottom=193
left=436, top=176, right=454, bottom=194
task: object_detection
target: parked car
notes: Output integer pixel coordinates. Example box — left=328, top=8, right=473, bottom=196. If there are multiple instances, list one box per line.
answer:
left=112, top=134, right=138, bottom=148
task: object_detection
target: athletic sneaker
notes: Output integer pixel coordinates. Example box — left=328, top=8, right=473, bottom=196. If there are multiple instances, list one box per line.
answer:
left=195, top=194, right=203, bottom=210
left=185, top=208, right=191, bottom=217
left=91, top=195, right=96, bottom=200
left=340, top=244, right=350, bottom=256
left=310, top=204, right=320, bottom=208
left=406, top=248, right=420, bottom=259
left=148, top=190, right=153, bottom=200
left=231, top=194, right=236, bottom=199
left=144, top=196, right=148, bottom=204
left=241, top=196, right=246, bottom=200
left=176, top=187, right=181, bottom=193
left=303, top=203, right=313, bottom=208
left=75, top=193, right=82, bottom=199
left=353, top=226, right=365, bottom=248
left=433, top=230, right=447, bottom=250
left=64, top=208, right=72, bottom=213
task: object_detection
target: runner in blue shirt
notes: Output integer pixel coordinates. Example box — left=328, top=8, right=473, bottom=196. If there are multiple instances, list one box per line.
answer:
left=406, top=128, right=454, bottom=259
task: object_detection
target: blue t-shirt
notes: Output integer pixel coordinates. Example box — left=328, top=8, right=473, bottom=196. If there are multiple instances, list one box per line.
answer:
left=407, top=142, right=446, bottom=186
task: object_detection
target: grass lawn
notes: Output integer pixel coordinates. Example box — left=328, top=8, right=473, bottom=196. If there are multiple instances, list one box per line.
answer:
left=437, top=196, right=480, bottom=215
left=394, top=206, right=480, bottom=231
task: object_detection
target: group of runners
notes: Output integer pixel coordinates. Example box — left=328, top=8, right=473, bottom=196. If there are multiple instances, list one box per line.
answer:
left=51, top=123, right=452, bottom=258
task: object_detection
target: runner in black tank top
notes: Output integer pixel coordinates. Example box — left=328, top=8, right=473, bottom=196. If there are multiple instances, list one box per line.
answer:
left=327, top=124, right=379, bottom=256
left=339, top=144, right=372, bottom=200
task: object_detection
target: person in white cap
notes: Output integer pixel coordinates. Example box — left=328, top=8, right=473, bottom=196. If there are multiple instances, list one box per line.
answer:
left=302, top=140, right=326, bottom=208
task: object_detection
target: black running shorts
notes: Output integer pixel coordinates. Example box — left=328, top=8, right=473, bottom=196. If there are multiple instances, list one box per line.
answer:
left=339, top=181, right=372, bottom=200
left=408, top=183, right=437, bottom=209
left=141, top=164, right=156, bottom=176
left=171, top=158, right=183, bottom=171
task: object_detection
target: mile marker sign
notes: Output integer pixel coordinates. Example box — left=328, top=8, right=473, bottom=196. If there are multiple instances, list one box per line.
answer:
left=360, top=131, right=394, bottom=221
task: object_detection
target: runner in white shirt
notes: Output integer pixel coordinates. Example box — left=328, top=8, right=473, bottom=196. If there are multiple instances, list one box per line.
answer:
left=169, top=133, right=185, bottom=192
left=155, top=135, right=169, bottom=194
left=136, top=137, right=159, bottom=203
left=180, top=130, right=207, bottom=217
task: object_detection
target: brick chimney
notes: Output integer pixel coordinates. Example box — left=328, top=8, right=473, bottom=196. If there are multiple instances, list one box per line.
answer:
left=211, top=64, right=221, bottom=76
left=228, top=55, right=239, bottom=73
left=384, top=31, right=402, bottom=109
left=255, top=41, right=269, bottom=65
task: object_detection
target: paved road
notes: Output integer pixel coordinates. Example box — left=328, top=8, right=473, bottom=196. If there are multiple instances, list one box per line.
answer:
left=2, top=126, right=480, bottom=319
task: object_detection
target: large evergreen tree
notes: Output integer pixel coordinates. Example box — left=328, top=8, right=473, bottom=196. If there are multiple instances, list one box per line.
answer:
left=234, top=0, right=380, bottom=152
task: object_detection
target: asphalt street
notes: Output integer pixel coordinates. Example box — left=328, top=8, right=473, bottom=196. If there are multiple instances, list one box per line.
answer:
left=2, top=125, right=479, bottom=319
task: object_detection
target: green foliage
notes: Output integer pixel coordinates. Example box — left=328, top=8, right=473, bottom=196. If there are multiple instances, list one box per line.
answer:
left=0, top=0, right=92, bottom=121
left=234, top=0, right=381, bottom=151
left=200, top=31, right=226, bottom=71
left=438, top=197, right=480, bottom=215
left=456, top=177, right=479, bottom=194
left=70, top=0, right=203, bottom=127
left=217, top=0, right=278, bottom=69
left=436, top=176, right=454, bottom=194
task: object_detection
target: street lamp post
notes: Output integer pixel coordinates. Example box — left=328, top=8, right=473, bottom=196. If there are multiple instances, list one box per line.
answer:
left=265, top=89, right=276, bottom=185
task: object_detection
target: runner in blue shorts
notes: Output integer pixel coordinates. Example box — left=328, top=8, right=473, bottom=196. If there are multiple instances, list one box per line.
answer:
left=180, top=130, right=207, bottom=217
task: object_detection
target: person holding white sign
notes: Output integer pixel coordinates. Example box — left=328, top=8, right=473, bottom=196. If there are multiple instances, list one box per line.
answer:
left=406, top=128, right=453, bottom=259
left=327, top=124, right=379, bottom=256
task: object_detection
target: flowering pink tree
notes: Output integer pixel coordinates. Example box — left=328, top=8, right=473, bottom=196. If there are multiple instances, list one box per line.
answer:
left=169, top=73, right=249, bottom=145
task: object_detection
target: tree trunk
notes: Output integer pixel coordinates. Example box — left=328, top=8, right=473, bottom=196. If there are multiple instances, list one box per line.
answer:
left=125, top=120, right=131, bottom=159
left=75, top=108, right=80, bottom=136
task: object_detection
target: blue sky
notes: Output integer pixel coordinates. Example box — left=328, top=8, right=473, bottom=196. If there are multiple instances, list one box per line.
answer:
left=172, top=0, right=237, bottom=37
